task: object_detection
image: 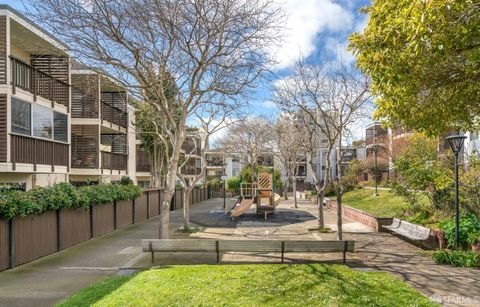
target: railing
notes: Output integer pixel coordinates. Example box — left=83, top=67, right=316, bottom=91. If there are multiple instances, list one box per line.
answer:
left=10, top=57, right=69, bottom=108
left=10, top=134, right=69, bottom=170
left=101, top=101, right=127, bottom=128
left=101, top=151, right=127, bottom=171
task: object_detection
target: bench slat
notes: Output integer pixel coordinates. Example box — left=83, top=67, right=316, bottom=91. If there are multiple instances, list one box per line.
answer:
left=219, top=240, right=282, bottom=252
left=141, top=239, right=217, bottom=252
left=285, top=241, right=354, bottom=252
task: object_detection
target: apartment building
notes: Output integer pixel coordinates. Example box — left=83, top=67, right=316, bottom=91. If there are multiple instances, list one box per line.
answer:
left=69, top=63, right=130, bottom=185
left=0, top=5, right=70, bottom=190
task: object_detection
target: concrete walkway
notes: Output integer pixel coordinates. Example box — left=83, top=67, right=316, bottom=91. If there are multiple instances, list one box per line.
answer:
left=0, top=198, right=478, bottom=306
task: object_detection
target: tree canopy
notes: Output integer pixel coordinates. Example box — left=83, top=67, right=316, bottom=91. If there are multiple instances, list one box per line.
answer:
left=350, top=0, right=480, bottom=135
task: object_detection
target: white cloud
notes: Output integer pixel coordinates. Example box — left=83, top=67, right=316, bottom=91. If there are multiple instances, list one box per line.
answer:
left=261, top=100, right=277, bottom=109
left=273, top=0, right=354, bottom=69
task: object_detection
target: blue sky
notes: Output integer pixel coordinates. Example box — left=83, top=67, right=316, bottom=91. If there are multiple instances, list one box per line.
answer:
left=250, top=0, right=371, bottom=117
left=4, top=0, right=371, bottom=118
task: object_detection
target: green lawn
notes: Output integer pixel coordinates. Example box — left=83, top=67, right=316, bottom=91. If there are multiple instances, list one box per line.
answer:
left=342, top=188, right=428, bottom=218
left=58, top=264, right=436, bottom=307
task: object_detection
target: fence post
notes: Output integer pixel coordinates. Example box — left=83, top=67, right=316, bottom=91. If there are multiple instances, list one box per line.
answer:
left=8, top=219, right=15, bottom=269
left=89, top=205, right=93, bottom=238
left=56, top=209, right=61, bottom=251
left=113, top=201, right=117, bottom=230
left=132, top=199, right=136, bottom=224
left=146, top=192, right=150, bottom=219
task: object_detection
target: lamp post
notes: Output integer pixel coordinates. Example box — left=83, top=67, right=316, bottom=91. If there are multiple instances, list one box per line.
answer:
left=446, top=135, right=467, bottom=249
left=368, top=144, right=381, bottom=197
left=221, top=162, right=228, bottom=211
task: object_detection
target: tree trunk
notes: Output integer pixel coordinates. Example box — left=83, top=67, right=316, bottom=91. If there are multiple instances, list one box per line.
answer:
left=160, top=190, right=172, bottom=239
left=283, top=178, right=289, bottom=200
left=317, top=190, right=325, bottom=229
left=183, top=187, right=192, bottom=229
left=336, top=194, right=343, bottom=240
left=293, top=177, right=298, bottom=208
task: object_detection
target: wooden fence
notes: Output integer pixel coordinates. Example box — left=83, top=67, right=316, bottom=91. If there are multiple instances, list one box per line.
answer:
left=0, top=186, right=216, bottom=271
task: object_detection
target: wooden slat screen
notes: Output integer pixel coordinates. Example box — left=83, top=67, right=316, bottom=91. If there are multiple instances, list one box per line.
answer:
left=0, top=16, right=6, bottom=84
left=101, top=91, right=126, bottom=111
left=71, top=74, right=99, bottom=118
left=71, top=125, right=99, bottom=169
left=101, top=151, right=127, bottom=171
left=30, top=55, right=69, bottom=83
left=136, top=145, right=151, bottom=172
left=0, top=95, right=6, bottom=162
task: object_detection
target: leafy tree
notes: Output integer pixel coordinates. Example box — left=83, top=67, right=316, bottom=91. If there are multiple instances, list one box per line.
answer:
left=350, top=1, right=480, bottom=135
left=392, top=134, right=453, bottom=224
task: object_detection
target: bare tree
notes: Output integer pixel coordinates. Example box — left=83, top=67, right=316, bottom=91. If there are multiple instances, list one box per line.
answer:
left=272, top=116, right=305, bottom=207
left=275, top=60, right=370, bottom=237
left=26, top=0, right=284, bottom=238
left=219, top=117, right=274, bottom=181
left=177, top=99, right=239, bottom=229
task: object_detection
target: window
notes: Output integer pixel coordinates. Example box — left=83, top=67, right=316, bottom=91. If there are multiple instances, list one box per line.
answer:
left=11, top=98, right=68, bottom=142
left=54, top=112, right=68, bottom=142
left=11, top=98, right=31, bottom=135
left=33, top=104, right=53, bottom=139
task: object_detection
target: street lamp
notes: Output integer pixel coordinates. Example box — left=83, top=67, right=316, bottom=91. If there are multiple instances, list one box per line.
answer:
left=446, top=134, right=467, bottom=249
left=221, top=162, right=228, bottom=211
left=368, top=144, right=381, bottom=197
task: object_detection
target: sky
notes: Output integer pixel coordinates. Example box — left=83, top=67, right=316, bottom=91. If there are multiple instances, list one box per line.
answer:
left=250, top=0, right=371, bottom=117
left=3, top=0, right=373, bottom=141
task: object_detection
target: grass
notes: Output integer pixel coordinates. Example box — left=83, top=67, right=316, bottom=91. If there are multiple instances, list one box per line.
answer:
left=341, top=188, right=428, bottom=218
left=57, top=264, right=436, bottom=307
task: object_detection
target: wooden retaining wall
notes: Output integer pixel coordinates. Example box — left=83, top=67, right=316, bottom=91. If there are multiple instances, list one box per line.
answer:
left=0, top=187, right=210, bottom=271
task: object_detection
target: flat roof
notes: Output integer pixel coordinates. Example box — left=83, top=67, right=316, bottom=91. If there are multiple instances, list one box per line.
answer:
left=0, top=4, right=69, bottom=49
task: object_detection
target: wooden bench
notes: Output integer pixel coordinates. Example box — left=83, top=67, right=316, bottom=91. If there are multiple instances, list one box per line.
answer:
left=384, top=218, right=431, bottom=241
left=141, top=239, right=355, bottom=264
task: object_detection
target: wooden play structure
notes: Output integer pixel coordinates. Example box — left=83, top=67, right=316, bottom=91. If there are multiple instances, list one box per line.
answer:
left=229, top=172, right=281, bottom=220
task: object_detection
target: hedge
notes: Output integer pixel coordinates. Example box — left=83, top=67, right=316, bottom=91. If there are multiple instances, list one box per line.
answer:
left=0, top=183, right=142, bottom=220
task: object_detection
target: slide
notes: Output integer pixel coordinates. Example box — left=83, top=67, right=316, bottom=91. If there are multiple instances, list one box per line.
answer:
left=274, top=193, right=281, bottom=207
left=230, top=197, right=255, bottom=218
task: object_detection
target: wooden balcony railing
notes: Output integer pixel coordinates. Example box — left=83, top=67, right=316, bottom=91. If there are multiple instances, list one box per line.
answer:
left=10, top=57, right=69, bottom=108
left=10, top=134, right=69, bottom=171
left=101, top=101, right=127, bottom=128
left=101, top=151, right=127, bottom=171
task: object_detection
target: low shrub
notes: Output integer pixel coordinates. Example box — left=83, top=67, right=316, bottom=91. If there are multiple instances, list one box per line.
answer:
left=432, top=250, right=480, bottom=267
left=439, top=214, right=480, bottom=249
left=0, top=183, right=142, bottom=220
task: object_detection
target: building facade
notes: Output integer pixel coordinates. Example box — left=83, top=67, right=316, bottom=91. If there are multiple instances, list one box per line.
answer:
left=0, top=6, right=70, bottom=190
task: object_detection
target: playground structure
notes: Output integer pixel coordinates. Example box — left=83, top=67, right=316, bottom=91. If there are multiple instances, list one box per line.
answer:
left=229, top=172, right=281, bottom=220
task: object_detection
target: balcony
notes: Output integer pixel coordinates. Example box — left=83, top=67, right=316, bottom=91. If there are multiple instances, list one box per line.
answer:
left=101, top=101, right=127, bottom=128
left=10, top=134, right=69, bottom=170
left=10, top=57, right=69, bottom=108
left=101, top=151, right=127, bottom=171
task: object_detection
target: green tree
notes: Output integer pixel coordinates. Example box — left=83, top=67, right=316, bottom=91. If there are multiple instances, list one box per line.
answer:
left=350, top=1, right=480, bottom=135
left=392, top=134, right=453, bottom=224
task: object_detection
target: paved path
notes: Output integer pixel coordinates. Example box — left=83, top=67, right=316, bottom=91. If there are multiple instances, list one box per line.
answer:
left=0, top=198, right=478, bottom=306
